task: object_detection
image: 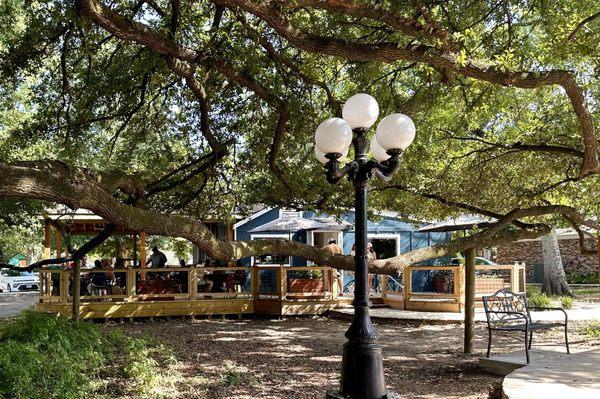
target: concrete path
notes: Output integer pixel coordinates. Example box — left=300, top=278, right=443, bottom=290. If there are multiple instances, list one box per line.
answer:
left=331, top=302, right=600, bottom=324
left=502, top=348, right=600, bottom=399
left=0, top=292, right=37, bottom=318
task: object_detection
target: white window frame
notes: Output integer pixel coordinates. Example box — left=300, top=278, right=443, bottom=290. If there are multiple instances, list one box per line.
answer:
left=250, top=233, right=291, bottom=266
left=367, top=233, right=401, bottom=258
left=307, top=230, right=344, bottom=265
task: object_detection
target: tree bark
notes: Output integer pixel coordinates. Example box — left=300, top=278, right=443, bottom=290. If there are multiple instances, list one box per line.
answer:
left=541, top=230, right=572, bottom=296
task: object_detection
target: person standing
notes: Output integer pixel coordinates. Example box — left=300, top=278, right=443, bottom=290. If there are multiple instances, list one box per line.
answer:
left=146, top=246, right=168, bottom=268
left=321, top=238, right=344, bottom=295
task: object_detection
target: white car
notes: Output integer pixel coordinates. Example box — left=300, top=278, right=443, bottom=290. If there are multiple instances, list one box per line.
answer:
left=0, top=268, right=39, bottom=292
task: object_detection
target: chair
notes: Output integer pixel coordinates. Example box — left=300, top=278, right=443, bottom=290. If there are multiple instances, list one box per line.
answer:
left=482, top=288, right=569, bottom=363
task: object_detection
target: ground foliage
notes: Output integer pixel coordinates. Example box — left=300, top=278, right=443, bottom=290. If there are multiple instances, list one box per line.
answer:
left=0, top=311, right=179, bottom=399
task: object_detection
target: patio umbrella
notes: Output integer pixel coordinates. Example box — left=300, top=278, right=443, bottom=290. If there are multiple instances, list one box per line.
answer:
left=418, top=214, right=495, bottom=232
left=249, top=216, right=324, bottom=239
left=311, top=218, right=352, bottom=231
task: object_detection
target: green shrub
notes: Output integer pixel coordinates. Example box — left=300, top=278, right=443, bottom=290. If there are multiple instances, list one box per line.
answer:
left=581, top=321, right=600, bottom=338
left=566, top=272, right=599, bottom=284
left=0, top=311, right=172, bottom=399
left=560, top=296, right=573, bottom=309
left=527, top=292, right=551, bottom=308
left=561, top=296, right=573, bottom=309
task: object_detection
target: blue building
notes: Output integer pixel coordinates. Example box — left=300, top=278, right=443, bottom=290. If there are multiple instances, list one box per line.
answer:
left=233, top=208, right=451, bottom=267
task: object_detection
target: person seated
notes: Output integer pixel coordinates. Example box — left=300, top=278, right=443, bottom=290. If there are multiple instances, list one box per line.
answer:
left=89, top=260, right=109, bottom=297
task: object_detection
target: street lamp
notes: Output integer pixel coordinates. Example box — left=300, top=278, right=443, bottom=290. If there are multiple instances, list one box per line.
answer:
left=315, top=94, right=415, bottom=399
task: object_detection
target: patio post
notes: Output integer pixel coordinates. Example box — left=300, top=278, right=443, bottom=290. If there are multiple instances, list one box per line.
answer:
left=464, top=247, right=476, bottom=354
left=72, top=260, right=81, bottom=322
left=316, top=94, right=415, bottom=399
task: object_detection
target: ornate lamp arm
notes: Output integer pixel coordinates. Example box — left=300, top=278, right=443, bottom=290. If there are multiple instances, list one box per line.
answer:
left=325, top=154, right=358, bottom=184
left=372, top=150, right=403, bottom=182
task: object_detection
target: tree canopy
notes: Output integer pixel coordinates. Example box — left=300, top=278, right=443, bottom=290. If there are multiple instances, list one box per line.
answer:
left=1, top=0, right=599, bottom=272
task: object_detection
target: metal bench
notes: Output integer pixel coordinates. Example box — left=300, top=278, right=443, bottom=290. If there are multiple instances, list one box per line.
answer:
left=482, top=288, right=569, bottom=363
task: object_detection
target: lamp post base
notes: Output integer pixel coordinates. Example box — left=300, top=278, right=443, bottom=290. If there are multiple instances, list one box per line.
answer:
left=326, top=390, right=401, bottom=399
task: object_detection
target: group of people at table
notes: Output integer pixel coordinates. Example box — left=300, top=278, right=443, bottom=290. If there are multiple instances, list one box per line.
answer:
left=51, top=246, right=246, bottom=298
left=50, top=240, right=374, bottom=298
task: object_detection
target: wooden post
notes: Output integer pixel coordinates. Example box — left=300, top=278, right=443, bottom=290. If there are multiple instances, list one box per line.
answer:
left=132, top=234, right=138, bottom=266
left=55, top=229, right=62, bottom=258
left=140, top=231, right=147, bottom=268
left=510, top=263, right=520, bottom=292
left=280, top=265, right=287, bottom=300
left=251, top=267, right=259, bottom=300
left=381, top=275, right=388, bottom=300
left=60, top=271, right=69, bottom=303
left=403, top=266, right=411, bottom=308
left=140, top=232, right=147, bottom=280
left=72, top=260, right=81, bottom=322
left=189, top=268, right=198, bottom=300
left=464, top=248, right=476, bottom=354
left=126, top=268, right=136, bottom=301
left=43, top=221, right=51, bottom=259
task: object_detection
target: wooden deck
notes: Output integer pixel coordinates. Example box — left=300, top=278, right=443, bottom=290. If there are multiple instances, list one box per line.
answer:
left=36, top=265, right=349, bottom=319
left=381, top=264, right=526, bottom=313
left=36, top=263, right=526, bottom=319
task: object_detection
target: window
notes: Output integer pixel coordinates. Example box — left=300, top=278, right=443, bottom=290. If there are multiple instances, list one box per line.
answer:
left=369, top=236, right=399, bottom=259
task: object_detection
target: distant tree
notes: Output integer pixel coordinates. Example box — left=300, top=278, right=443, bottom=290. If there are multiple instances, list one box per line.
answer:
left=541, top=230, right=572, bottom=296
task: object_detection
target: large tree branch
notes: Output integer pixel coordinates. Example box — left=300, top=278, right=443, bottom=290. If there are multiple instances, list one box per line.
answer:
left=0, top=162, right=588, bottom=276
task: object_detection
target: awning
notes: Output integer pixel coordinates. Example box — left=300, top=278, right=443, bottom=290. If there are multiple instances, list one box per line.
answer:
left=249, top=216, right=352, bottom=233
left=418, top=215, right=495, bottom=232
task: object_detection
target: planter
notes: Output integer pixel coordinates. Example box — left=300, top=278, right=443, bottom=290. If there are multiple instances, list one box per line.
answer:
left=475, top=278, right=505, bottom=294
left=287, top=277, right=325, bottom=293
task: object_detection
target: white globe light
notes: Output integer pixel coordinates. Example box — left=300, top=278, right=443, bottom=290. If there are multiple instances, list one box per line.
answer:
left=342, top=93, right=379, bottom=129
left=314, top=117, right=352, bottom=154
left=370, top=136, right=390, bottom=162
left=315, top=146, right=349, bottom=165
left=375, top=113, right=416, bottom=150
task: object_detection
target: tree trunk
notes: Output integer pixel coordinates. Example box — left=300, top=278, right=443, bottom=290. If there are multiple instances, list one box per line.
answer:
left=463, top=247, right=476, bottom=354
left=541, top=230, right=572, bottom=296
left=72, top=260, right=81, bottom=322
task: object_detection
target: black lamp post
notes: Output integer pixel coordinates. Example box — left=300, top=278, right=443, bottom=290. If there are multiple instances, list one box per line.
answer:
left=315, top=94, right=415, bottom=399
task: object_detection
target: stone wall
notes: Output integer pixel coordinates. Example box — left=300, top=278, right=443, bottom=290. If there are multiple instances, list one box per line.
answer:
left=496, top=238, right=598, bottom=282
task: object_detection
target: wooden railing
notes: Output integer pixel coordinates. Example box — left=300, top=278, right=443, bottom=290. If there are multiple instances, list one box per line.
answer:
left=38, top=266, right=253, bottom=304
left=251, top=265, right=337, bottom=301
left=381, top=263, right=526, bottom=312
left=38, top=265, right=339, bottom=305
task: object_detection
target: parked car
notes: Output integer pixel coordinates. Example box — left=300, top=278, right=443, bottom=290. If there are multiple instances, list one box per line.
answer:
left=449, top=257, right=496, bottom=266
left=429, top=256, right=496, bottom=266
left=0, top=268, right=39, bottom=292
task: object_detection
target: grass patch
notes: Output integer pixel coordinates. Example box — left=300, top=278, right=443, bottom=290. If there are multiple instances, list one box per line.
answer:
left=222, top=360, right=259, bottom=387
left=0, top=311, right=181, bottom=399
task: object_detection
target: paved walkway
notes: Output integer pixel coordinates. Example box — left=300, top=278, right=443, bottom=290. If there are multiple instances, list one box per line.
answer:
left=331, top=302, right=600, bottom=324
left=502, top=348, right=600, bottom=399
left=0, top=292, right=37, bottom=318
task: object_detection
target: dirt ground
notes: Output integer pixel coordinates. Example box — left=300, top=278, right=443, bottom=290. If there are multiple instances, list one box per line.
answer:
left=106, top=316, right=600, bottom=399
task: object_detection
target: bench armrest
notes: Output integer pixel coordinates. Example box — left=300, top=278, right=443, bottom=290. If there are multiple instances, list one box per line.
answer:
left=528, top=307, right=568, bottom=323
